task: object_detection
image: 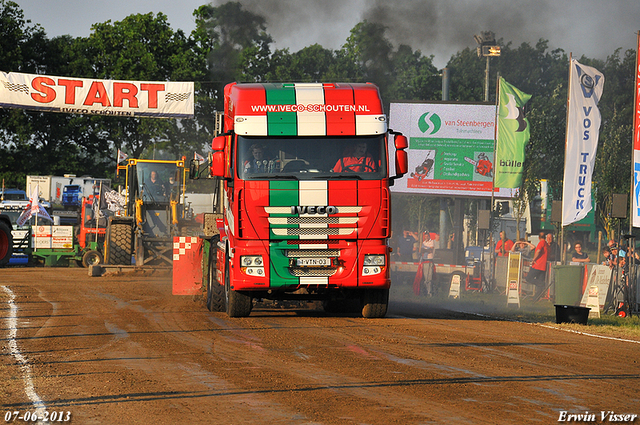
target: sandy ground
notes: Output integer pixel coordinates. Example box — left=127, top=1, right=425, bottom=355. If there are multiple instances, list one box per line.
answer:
left=1, top=267, right=639, bottom=424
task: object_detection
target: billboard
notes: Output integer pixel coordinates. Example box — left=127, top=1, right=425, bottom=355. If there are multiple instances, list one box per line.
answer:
left=389, top=102, right=516, bottom=198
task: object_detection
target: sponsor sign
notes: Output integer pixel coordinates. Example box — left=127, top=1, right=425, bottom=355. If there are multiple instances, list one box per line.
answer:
left=389, top=102, right=516, bottom=198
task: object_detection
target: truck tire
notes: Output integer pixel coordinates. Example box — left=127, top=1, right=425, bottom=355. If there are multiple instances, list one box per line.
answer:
left=0, top=221, right=13, bottom=267
left=224, top=255, right=252, bottom=317
left=361, top=288, right=389, bottom=318
left=206, top=253, right=225, bottom=312
left=82, top=250, right=102, bottom=268
left=106, top=222, right=133, bottom=265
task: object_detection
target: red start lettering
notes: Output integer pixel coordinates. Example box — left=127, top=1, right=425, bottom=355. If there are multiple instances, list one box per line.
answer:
left=31, top=77, right=56, bottom=103
left=29, top=78, right=165, bottom=109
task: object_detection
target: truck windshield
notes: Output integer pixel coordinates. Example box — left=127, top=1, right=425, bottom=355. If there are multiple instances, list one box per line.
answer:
left=136, top=162, right=182, bottom=204
left=237, top=135, right=387, bottom=180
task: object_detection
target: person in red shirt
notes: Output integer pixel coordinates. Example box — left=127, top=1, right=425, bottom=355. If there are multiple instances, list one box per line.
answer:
left=527, top=231, right=549, bottom=294
left=333, top=142, right=376, bottom=172
left=495, top=231, right=514, bottom=257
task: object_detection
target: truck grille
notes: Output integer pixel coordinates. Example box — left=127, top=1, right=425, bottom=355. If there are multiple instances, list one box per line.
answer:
left=265, top=205, right=361, bottom=238
left=285, top=249, right=340, bottom=257
left=290, top=268, right=336, bottom=277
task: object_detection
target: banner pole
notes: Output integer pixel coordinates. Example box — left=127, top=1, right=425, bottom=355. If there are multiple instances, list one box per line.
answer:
left=560, top=53, right=573, bottom=264
left=489, top=73, right=501, bottom=291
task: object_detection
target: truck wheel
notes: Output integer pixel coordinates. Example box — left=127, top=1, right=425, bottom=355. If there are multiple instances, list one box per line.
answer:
left=224, top=255, right=252, bottom=317
left=82, top=250, right=102, bottom=268
left=206, top=254, right=225, bottom=312
left=0, top=221, right=13, bottom=267
left=106, top=223, right=133, bottom=265
left=361, top=288, right=389, bottom=318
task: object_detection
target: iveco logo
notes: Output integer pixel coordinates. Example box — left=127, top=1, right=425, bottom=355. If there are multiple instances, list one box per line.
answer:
left=291, top=206, right=338, bottom=215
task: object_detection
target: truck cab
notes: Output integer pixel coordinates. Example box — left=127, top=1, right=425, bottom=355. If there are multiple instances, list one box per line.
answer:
left=205, top=82, right=408, bottom=317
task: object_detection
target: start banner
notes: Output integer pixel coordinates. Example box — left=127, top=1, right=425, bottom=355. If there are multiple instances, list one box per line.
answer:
left=0, top=71, right=194, bottom=118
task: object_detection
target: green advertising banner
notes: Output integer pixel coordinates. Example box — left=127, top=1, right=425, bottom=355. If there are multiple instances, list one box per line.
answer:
left=495, top=78, right=531, bottom=188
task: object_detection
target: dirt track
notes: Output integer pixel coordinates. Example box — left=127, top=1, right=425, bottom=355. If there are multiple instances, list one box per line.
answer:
left=1, top=267, right=639, bottom=424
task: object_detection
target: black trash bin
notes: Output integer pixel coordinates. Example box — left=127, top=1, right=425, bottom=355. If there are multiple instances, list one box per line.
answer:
left=555, top=304, right=590, bottom=324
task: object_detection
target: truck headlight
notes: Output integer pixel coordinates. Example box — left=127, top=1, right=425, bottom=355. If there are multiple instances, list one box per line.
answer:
left=241, top=255, right=265, bottom=276
left=241, top=255, right=262, bottom=266
left=363, top=255, right=385, bottom=266
left=362, top=255, right=385, bottom=276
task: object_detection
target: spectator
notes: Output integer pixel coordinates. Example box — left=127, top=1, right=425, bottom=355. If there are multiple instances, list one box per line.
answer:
left=512, top=237, right=534, bottom=257
left=527, top=231, right=549, bottom=295
left=602, top=247, right=611, bottom=266
left=398, top=230, right=417, bottom=262
left=546, top=232, right=560, bottom=263
left=421, top=232, right=435, bottom=260
left=495, top=231, right=514, bottom=257
left=571, top=242, right=590, bottom=263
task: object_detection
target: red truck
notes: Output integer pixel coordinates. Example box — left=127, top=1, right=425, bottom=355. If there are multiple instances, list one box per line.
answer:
left=177, top=82, right=408, bottom=318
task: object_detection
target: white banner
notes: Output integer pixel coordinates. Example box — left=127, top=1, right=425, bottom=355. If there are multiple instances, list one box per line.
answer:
left=0, top=71, right=194, bottom=118
left=562, top=60, right=605, bottom=227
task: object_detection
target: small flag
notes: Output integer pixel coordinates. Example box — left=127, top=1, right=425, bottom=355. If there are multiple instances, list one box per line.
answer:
left=117, top=149, right=129, bottom=163
left=194, top=152, right=205, bottom=162
left=17, top=184, right=52, bottom=226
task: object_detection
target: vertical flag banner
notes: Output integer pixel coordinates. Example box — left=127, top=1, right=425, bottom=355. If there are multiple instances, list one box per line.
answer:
left=495, top=78, right=531, bottom=188
left=632, top=33, right=640, bottom=228
left=562, top=59, right=605, bottom=227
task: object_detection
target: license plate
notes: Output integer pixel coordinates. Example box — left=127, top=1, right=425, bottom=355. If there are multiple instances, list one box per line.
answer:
left=296, top=257, right=330, bottom=267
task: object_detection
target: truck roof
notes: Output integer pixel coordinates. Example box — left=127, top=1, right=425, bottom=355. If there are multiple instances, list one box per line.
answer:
left=224, top=82, right=387, bottom=137
left=0, top=189, right=27, bottom=201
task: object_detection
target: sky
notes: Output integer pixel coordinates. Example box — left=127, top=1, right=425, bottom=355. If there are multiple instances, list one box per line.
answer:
left=14, top=0, right=640, bottom=69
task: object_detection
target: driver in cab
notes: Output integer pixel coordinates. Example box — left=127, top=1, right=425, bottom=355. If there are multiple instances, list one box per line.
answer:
left=332, top=142, right=376, bottom=172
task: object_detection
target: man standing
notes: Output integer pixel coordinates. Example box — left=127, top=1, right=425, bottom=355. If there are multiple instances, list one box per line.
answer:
left=495, top=231, right=514, bottom=257
left=546, top=232, right=560, bottom=263
left=527, top=232, right=549, bottom=295
left=398, top=230, right=417, bottom=262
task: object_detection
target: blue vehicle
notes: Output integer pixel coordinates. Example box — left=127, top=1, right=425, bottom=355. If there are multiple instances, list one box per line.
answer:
left=0, top=188, right=28, bottom=201
left=62, top=185, right=83, bottom=209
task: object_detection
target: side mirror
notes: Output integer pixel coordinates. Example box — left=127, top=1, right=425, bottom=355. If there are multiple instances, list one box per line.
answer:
left=210, top=135, right=228, bottom=178
left=394, top=134, right=408, bottom=150
left=392, top=133, right=408, bottom=178
left=395, top=150, right=408, bottom=176
left=211, top=152, right=226, bottom=177
left=189, top=159, right=199, bottom=180
left=211, top=135, right=226, bottom=151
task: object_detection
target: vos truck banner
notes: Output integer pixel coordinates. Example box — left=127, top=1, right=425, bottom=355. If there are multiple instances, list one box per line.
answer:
left=388, top=102, right=516, bottom=198
left=562, top=60, right=604, bottom=227
left=633, top=33, right=640, bottom=228
left=0, top=71, right=194, bottom=118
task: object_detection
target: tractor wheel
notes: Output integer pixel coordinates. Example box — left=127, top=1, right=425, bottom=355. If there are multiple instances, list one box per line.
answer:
left=106, top=222, right=133, bottom=265
left=82, top=250, right=102, bottom=268
left=224, top=254, right=252, bottom=317
left=206, top=252, right=225, bottom=312
left=361, top=288, right=389, bottom=318
left=0, top=221, right=13, bottom=267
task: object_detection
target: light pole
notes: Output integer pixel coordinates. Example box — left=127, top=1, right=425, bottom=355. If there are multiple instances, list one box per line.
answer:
left=474, top=31, right=501, bottom=102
